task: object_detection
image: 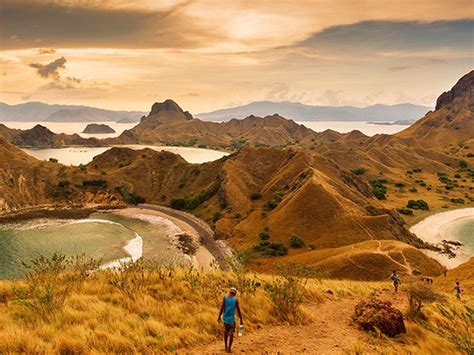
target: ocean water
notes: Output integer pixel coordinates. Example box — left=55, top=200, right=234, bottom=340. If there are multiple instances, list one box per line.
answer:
left=22, top=145, right=229, bottom=165
left=445, top=218, right=474, bottom=254
left=0, top=213, right=182, bottom=279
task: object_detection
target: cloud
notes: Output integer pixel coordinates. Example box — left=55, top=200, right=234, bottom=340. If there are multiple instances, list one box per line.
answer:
left=29, top=56, right=67, bottom=80
left=37, top=48, right=57, bottom=54
left=0, top=0, right=220, bottom=50
left=295, top=20, right=474, bottom=56
left=388, top=66, right=412, bottom=72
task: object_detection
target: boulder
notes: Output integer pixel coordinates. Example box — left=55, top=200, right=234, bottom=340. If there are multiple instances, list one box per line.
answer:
left=353, top=298, right=406, bottom=337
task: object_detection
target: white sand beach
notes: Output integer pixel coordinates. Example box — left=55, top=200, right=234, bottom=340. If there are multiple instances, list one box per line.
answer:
left=113, top=207, right=218, bottom=270
left=410, top=208, right=474, bottom=269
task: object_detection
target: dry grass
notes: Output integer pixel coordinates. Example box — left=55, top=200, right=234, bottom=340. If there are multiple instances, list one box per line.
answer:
left=0, top=256, right=471, bottom=353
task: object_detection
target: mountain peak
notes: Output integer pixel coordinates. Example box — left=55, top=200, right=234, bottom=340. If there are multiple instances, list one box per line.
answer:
left=149, top=99, right=192, bottom=119
left=435, top=70, right=474, bottom=110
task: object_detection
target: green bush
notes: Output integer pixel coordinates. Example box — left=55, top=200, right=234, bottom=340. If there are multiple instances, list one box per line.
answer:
left=458, top=160, right=468, bottom=169
left=49, top=158, right=58, bottom=163
left=397, top=208, right=414, bottom=216
left=254, top=241, right=288, bottom=257
left=249, top=192, right=262, bottom=200
left=289, top=235, right=305, bottom=248
left=450, top=198, right=465, bottom=204
left=259, top=227, right=270, bottom=241
left=407, top=199, right=429, bottom=210
left=351, top=167, right=367, bottom=176
left=369, top=179, right=388, bottom=200
left=82, top=179, right=107, bottom=188
left=394, top=182, right=405, bottom=188
left=212, top=212, right=222, bottom=222
left=57, top=180, right=70, bottom=188
left=170, top=198, right=186, bottom=210
left=114, top=185, right=145, bottom=205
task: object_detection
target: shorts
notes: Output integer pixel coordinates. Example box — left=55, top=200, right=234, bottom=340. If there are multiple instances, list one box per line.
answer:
left=224, top=322, right=236, bottom=335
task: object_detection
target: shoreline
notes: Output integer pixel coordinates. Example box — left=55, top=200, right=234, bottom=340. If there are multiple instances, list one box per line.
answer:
left=0, top=203, right=236, bottom=272
left=410, top=207, right=474, bottom=269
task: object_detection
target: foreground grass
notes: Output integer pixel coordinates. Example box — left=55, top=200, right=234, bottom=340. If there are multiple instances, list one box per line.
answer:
left=0, top=257, right=471, bottom=353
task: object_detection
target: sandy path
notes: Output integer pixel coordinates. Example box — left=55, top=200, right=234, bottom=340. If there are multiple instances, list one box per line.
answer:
left=188, top=298, right=381, bottom=354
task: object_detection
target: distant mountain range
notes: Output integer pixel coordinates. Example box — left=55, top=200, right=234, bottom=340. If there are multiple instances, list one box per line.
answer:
left=1, top=100, right=431, bottom=123
left=197, top=101, right=431, bottom=122
left=0, top=102, right=146, bottom=122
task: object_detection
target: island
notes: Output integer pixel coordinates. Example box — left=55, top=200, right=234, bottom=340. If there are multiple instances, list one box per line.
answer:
left=82, top=123, right=116, bottom=134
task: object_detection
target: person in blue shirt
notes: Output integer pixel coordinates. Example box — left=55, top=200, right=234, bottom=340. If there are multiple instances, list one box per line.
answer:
left=217, top=287, right=243, bottom=353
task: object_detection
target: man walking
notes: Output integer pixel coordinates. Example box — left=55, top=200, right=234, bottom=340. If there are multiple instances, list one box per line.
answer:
left=390, top=270, right=401, bottom=292
left=218, top=287, right=243, bottom=353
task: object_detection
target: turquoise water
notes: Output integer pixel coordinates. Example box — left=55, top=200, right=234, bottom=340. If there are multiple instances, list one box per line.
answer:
left=0, top=213, right=181, bottom=279
left=445, top=218, right=474, bottom=254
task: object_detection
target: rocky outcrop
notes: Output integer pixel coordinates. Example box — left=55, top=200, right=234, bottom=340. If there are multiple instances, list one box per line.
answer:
left=436, top=70, right=474, bottom=110
left=353, top=298, right=406, bottom=337
left=149, top=99, right=193, bottom=120
left=82, top=123, right=115, bottom=134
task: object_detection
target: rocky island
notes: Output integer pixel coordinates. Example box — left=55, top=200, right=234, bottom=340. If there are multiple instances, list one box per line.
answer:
left=82, top=123, right=116, bottom=134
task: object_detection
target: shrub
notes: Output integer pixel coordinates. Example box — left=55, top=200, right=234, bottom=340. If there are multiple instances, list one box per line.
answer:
left=394, top=182, right=405, bottom=188
left=450, top=198, right=465, bottom=204
left=254, top=241, right=288, bottom=257
left=289, top=235, right=305, bottom=248
left=407, top=199, right=429, bottom=210
left=458, top=160, right=468, bottom=169
left=78, top=164, right=86, bottom=171
left=57, top=180, right=70, bottom=188
left=351, top=167, right=367, bottom=176
left=397, top=208, right=414, bottom=216
left=369, top=179, right=388, bottom=200
left=82, top=179, right=107, bottom=188
left=114, top=185, right=145, bottom=205
left=259, top=227, right=270, bottom=241
left=407, top=283, right=445, bottom=319
left=170, top=198, right=186, bottom=210
left=409, top=187, right=418, bottom=193
left=264, top=199, right=279, bottom=210
left=249, top=192, right=262, bottom=200
left=49, top=158, right=58, bottom=163
left=211, top=212, right=221, bottom=222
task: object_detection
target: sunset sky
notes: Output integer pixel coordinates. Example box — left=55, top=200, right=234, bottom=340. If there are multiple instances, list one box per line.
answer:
left=0, top=0, right=473, bottom=113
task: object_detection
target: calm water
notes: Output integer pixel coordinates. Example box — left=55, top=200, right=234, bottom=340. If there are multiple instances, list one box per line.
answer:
left=445, top=218, right=474, bottom=253
left=296, top=121, right=407, bottom=136
left=22, top=145, right=229, bottom=165
left=0, top=213, right=182, bottom=279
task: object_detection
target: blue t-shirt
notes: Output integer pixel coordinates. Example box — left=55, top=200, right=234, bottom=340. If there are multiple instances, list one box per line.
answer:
left=223, top=295, right=237, bottom=324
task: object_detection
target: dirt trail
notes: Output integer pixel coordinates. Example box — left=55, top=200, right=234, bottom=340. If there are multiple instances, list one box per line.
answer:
left=188, top=297, right=383, bottom=354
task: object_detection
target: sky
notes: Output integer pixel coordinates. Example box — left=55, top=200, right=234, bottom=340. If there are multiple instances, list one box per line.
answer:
left=0, top=0, right=473, bottom=113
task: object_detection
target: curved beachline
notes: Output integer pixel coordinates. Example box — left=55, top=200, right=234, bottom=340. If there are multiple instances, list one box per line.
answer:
left=410, top=207, right=474, bottom=269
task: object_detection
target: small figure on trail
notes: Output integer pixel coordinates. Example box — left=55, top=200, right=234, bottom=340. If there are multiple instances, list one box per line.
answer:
left=390, top=270, right=401, bottom=292
left=218, top=287, right=243, bottom=353
left=454, top=281, right=462, bottom=300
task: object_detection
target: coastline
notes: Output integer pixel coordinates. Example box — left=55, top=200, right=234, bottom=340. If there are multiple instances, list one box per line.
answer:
left=410, top=207, right=474, bottom=269
left=0, top=203, right=236, bottom=272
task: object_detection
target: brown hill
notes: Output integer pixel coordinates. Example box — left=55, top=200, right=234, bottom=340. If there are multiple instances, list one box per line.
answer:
left=109, top=100, right=316, bottom=148
left=11, top=124, right=103, bottom=148
left=397, top=70, right=474, bottom=146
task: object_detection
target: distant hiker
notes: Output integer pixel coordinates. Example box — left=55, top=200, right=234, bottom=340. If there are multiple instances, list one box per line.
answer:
left=218, top=287, right=243, bottom=353
left=390, top=270, right=401, bottom=292
left=454, top=281, right=462, bottom=300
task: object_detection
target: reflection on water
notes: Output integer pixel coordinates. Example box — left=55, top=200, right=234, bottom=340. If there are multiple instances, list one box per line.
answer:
left=297, top=121, right=408, bottom=136
left=22, top=145, right=229, bottom=165
left=0, top=213, right=183, bottom=279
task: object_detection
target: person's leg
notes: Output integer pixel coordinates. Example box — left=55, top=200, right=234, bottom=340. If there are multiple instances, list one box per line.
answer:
left=224, top=326, right=229, bottom=351
left=228, top=332, right=234, bottom=352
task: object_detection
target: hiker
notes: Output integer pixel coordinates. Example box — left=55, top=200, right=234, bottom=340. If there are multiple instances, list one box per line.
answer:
left=218, top=287, right=243, bottom=353
left=454, top=281, right=462, bottom=300
left=390, top=270, right=401, bottom=292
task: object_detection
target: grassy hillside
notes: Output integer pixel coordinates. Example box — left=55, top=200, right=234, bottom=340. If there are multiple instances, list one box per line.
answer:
left=0, top=256, right=472, bottom=353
